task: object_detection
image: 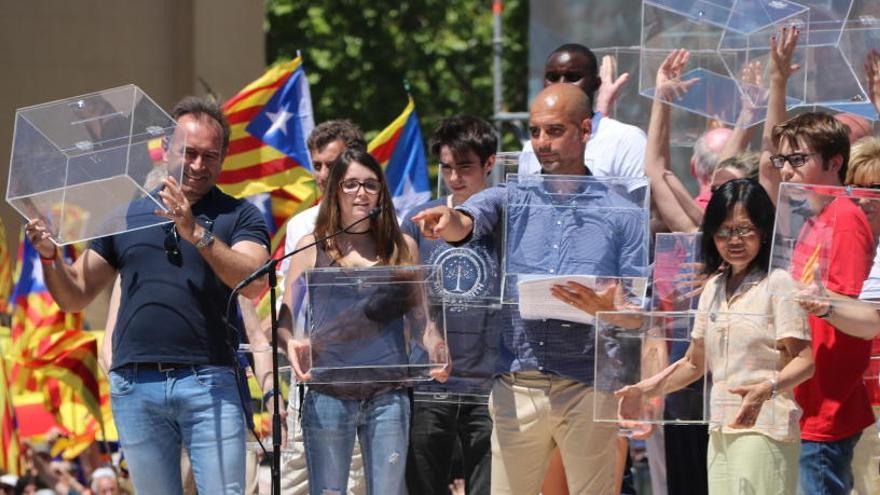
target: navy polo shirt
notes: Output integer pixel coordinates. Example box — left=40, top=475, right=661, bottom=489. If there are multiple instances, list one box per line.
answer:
left=90, top=187, right=269, bottom=370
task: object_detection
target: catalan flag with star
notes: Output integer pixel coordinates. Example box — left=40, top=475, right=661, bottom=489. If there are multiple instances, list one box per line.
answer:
left=219, top=57, right=316, bottom=200
left=367, top=96, right=430, bottom=216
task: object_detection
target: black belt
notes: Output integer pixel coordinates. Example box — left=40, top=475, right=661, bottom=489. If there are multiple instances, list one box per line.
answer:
left=124, top=362, right=195, bottom=372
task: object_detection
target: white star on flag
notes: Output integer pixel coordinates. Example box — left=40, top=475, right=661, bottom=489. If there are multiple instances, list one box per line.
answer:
left=266, top=108, right=293, bottom=136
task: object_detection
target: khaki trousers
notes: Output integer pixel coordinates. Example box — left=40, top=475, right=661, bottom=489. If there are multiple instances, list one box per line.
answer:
left=489, top=372, right=618, bottom=495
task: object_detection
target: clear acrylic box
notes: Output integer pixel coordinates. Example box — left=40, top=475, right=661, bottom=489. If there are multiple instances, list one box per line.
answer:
left=595, top=311, right=793, bottom=436
left=769, top=182, right=880, bottom=307
left=413, top=248, right=502, bottom=403
left=652, top=233, right=704, bottom=311
left=813, top=17, right=880, bottom=120
left=593, top=311, right=708, bottom=428
left=7, top=85, right=185, bottom=245
left=640, top=0, right=808, bottom=126
left=593, top=46, right=710, bottom=145
left=502, top=174, right=650, bottom=307
left=302, top=265, right=449, bottom=384
left=640, top=0, right=879, bottom=125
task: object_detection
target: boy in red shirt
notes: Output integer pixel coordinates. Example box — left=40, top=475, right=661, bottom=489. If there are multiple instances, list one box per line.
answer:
left=770, top=112, right=876, bottom=494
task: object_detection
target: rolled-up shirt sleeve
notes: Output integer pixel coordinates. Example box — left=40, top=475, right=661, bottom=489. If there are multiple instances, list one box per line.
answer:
left=455, top=185, right=505, bottom=242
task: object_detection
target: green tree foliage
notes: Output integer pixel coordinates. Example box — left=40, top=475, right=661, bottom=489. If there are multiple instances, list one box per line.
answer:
left=265, top=0, right=528, bottom=146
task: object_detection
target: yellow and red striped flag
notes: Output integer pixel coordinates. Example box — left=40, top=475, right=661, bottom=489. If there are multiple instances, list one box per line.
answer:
left=17, top=329, right=103, bottom=426
left=0, top=218, right=12, bottom=315
left=218, top=57, right=316, bottom=199
left=0, top=347, right=24, bottom=475
left=367, top=96, right=430, bottom=215
left=9, top=234, right=82, bottom=393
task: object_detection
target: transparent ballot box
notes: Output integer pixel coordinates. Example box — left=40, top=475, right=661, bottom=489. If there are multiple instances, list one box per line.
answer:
left=502, top=174, right=650, bottom=314
left=639, top=0, right=880, bottom=124
left=302, top=265, right=448, bottom=384
left=412, top=243, right=503, bottom=404
left=640, top=0, right=810, bottom=126
left=652, top=232, right=704, bottom=311
left=594, top=311, right=708, bottom=430
left=593, top=46, right=710, bottom=145
left=769, top=182, right=880, bottom=308
left=7, top=85, right=186, bottom=245
left=596, top=311, right=789, bottom=435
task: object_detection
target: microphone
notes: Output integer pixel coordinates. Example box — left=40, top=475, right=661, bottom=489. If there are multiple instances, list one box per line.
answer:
left=233, top=205, right=383, bottom=292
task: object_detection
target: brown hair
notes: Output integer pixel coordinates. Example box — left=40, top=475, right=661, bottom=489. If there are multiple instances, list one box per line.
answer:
left=170, top=96, right=230, bottom=158
left=314, top=148, right=410, bottom=265
left=307, top=120, right=367, bottom=154
left=846, top=136, right=880, bottom=186
left=771, top=112, right=850, bottom=183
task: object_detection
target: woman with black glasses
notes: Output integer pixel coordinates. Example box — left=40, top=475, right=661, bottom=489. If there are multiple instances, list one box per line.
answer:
left=279, top=148, right=447, bottom=495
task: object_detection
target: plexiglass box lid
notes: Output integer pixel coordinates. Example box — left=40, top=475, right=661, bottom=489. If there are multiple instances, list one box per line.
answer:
left=7, top=85, right=185, bottom=245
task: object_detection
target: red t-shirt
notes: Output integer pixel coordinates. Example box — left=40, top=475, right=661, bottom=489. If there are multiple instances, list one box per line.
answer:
left=866, top=338, right=880, bottom=406
left=792, top=197, right=876, bottom=441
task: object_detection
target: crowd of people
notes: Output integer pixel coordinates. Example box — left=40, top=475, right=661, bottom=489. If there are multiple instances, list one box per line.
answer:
left=8, top=23, right=880, bottom=495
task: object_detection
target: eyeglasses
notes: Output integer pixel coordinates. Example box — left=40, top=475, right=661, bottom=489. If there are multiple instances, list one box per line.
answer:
left=340, top=178, right=382, bottom=195
left=544, top=71, right=585, bottom=84
left=164, top=225, right=181, bottom=265
left=769, top=152, right=820, bottom=169
left=714, top=225, right=757, bottom=240
left=852, top=183, right=880, bottom=190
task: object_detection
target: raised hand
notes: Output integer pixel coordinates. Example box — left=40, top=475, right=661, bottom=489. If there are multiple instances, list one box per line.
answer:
left=24, top=218, right=59, bottom=259
left=595, top=54, right=630, bottom=116
left=768, top=25, right=801, bottom=82
left=155, top=176, right=198, bottom=243
left=655, top=48, right=699, bottom=102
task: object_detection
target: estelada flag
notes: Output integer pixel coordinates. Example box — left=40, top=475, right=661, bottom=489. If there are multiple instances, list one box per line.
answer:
left=367, top=96, right=430, bottom=216
left=219, top=57, right=316, bottom=199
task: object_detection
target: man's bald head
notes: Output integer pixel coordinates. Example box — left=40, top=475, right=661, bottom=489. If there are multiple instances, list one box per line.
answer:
left=691, top=127, right=733, bottom=183
left=531, top=84, right=592, bottom=125
left=529, top=84, right=592, bottom=175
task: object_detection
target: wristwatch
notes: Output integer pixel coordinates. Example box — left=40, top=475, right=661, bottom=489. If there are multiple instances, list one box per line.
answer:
left=766, top=378, right=778, bottom=399
left=816, top=303, right=834, bottom=320
left=194, top=229, right=215, bottom=249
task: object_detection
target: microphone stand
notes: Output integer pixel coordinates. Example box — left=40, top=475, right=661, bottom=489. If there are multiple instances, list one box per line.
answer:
left=228, top=206, right=380, bottom=495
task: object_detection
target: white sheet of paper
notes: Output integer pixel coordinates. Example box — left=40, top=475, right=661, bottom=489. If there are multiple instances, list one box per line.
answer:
left=516, top=275, right=598, bottom=324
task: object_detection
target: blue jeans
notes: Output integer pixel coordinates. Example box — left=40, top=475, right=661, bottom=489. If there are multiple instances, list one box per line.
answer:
left=109, top=365, right=246, bottom=495
left=302, top=389, right=410, bottom=495
left=798, top=432, right=862, bottom=495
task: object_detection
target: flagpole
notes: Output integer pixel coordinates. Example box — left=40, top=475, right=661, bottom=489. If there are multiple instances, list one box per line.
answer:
left=492, top=0, right=506, bottom=185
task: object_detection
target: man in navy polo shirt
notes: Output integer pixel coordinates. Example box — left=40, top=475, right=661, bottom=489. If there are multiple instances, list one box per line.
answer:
left=26, top=97, right=270, bottom=494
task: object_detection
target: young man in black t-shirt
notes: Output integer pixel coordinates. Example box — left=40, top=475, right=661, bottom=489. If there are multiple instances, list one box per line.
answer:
left=402, top=115, right=499, bottom=495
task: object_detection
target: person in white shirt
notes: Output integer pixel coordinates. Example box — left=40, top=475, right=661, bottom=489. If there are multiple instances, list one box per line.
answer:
left=519, top=43, right=646, bottom=180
